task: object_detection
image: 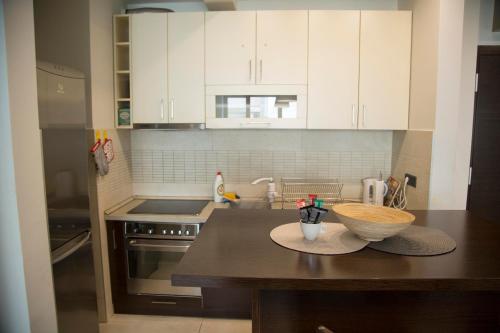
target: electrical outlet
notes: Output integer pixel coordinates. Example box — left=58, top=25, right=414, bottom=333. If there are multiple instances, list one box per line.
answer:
left=405, top=173, right=417, bottom=188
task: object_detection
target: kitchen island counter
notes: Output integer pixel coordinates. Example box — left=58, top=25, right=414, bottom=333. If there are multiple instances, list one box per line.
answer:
left=172, top=209, right=500, bottom=332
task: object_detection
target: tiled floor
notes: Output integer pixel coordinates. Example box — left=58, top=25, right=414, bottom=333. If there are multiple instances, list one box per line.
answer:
left=99, top=314, right=251, bottom=333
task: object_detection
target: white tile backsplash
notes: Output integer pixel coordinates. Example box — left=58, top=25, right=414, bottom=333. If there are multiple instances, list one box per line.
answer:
left=131, top=130, right=393, bottom=187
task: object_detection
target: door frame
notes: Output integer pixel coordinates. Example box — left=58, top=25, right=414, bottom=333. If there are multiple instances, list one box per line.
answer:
left=466, top=45, right=500, bottom=209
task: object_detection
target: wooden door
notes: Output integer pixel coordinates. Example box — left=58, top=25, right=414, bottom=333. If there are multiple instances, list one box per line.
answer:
left=167, top=12, right=205, bottom=123
left=256, top=11, right=308, bottom=85
left=307, top=10, right=360, bottom=129
left=205, top=11, right=256, bottom=85
left=131, top=13, right=168, bottom=124
left=468, top=46, right=500, bottom=222
left=358, top=11, right=411, bottom=130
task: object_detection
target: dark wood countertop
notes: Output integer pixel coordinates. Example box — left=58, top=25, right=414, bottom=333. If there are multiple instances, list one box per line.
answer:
left=172, top=209, right=500, bottom=291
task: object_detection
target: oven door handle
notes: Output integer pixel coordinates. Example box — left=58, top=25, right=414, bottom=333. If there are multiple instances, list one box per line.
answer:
left=127, top=239, right=191, bottom=253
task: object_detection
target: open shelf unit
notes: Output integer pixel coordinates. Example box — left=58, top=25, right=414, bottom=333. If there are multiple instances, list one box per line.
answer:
left=113, top=15, right=132, bottom=128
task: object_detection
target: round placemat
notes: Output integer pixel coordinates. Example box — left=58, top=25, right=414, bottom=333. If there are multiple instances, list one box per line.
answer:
left=367, top=225, right=456, bottom=256
left=270, top=222, right=369, bottom=255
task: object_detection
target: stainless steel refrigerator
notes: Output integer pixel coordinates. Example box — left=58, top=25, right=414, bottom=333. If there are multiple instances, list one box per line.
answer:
left=37, top=61, right=98, bottom=333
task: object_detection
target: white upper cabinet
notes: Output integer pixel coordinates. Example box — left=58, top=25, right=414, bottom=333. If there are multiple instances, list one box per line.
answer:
left=205, top=11, right=256, bottom=85
left=256, top=11, right=308, bottom=85
left=358, top=11, right=412, bottom=130
left=168, top=12, right=205, bottom=123
left=131, top=13, right=168, bottom=124
left=307, top=11, right=360, bottom=129
left=205, top=11, right=308, bottom=86
left=125, top=10, right=411, bottom=130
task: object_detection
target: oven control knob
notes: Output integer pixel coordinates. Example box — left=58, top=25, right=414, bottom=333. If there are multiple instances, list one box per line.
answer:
left=170, top=230, right=174, bottom=235
left=185, top=230, right=190, bottom=236
left=148, top=228, right=154, bottom=235
left=178, top=230, right=182, bottom=236
left=162, top=229, right=167, bottom=235
left=133, top=228, right=138, bottom=233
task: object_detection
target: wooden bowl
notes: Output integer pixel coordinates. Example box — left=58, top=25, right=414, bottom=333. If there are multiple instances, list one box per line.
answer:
left=332, top=203, right=415, bottom=241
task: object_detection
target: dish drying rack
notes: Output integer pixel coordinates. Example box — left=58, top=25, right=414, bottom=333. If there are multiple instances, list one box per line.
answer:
left=279, top=178, right=343, bottom=209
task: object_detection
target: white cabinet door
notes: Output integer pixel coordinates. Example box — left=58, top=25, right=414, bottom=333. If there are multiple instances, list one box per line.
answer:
left=256, top=11, right=308, bottom=85
left=308, top=11, right=360, bottom=129
left=168, top=12, right=205, bottom=123
left=131, top=13, right=168, bottom=124
left=359, top=11, right=412, bottom=130
left=205, top=11, right=256, bottom=85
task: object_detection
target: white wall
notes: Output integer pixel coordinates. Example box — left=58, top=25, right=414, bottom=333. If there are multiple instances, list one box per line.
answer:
left=0, top=2, right=31, bottom=332
left=479, top=0, right=500, bottom=44
left=90, top=0, right=125, bottom=129
left=87, top=0, right=132, bottom=321
left=1, top=0, right=58, bottom=332
left=398, top=0, right=439, bottom=130
left=429, top=0, right=480, bottom=209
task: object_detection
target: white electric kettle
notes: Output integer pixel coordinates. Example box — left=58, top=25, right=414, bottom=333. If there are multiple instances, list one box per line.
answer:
left=362, top=178, right=388, bottom=206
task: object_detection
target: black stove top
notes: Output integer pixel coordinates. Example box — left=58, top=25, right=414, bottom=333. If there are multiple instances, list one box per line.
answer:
left=128, top=199, right=210, bottom=215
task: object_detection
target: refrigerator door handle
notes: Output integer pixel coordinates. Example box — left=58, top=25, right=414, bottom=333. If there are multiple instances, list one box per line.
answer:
left=51, top=230, right=91, bottom=265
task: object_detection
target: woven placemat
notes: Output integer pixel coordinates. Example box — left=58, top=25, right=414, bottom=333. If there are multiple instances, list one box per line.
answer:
left=270, top=222, right=369, bottom=255
left=367, top=225, right=456, bottom=256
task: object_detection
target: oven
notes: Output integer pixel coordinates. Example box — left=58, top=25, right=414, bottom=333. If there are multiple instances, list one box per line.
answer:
left=107, top=198, right=244, bottom=316
left=124, top=222, right=201, bottom=298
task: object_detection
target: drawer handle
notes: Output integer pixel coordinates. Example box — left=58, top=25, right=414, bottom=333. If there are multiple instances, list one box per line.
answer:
left=151, top=301, right=177, bottom=305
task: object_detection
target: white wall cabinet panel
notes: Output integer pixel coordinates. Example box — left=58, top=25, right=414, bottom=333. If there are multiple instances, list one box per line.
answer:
left=307, top=10, right=360, bottom=129
left=205, top=11, right=256, bottom=85
left=359, top=11, right=412, bottom=130
left=256, top=11, right=308, bottom=85
left=131, top=13, right=168, bottom=123
left=168, top=12, right=205, bottom=123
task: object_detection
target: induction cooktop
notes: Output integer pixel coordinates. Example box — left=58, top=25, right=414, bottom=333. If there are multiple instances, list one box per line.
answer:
left=128, top=199, right=210, bottom=215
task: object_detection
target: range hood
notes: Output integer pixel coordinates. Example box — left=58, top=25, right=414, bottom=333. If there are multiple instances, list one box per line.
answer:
left=203, top=0, right=236, bottom=11
left=133, top=123, right=206, bottom=130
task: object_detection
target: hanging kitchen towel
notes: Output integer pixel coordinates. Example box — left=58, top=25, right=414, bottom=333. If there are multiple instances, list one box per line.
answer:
left=90, top=139, right=109, bottom=176
left=102, top=131, right=114, bottom=163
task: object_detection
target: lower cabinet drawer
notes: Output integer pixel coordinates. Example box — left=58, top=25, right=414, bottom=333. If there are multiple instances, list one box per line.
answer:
left=113, top=295, right=203, bottom=317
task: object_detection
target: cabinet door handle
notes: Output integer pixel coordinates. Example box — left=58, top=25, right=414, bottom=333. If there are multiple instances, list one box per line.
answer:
left=160, top=98, right=165, bottom=120
left=112, top=229, right=117, bottom=250
left=170, top=99, right=174, bottom=120
left=249, top=60, right=252, bottom=81
left=259, top=59, right=263, bottom=82
left=352, top=104, right=357, bottom=128
left=362, top=105, right=366, bottom=128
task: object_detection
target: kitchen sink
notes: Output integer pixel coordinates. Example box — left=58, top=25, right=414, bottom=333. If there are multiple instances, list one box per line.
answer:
left=229, top=199, right=271, bottom=210
left=229, top=199, right=297, bottom=210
